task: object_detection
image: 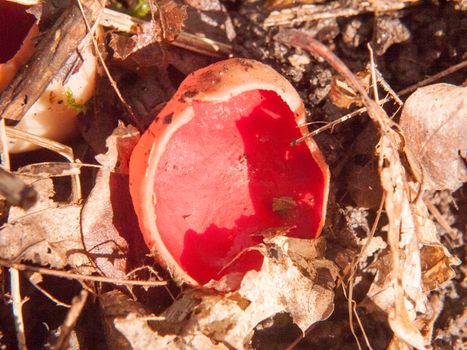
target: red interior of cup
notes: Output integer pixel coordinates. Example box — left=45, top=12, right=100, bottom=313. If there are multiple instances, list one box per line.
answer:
left=153, top=89, right=326, bottom=285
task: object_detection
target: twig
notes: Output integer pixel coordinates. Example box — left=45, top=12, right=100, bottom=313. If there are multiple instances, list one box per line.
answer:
left=368, top=45, right=380, bottom=105
left=275, top=29, right=430, bottom=348
left=0, top=260, right=167, bottom=287
left=294, top=59, right=467, bottom=144
left=424, top=198, right=458, bottom=239
left=4, top=1, right=233, bottom=58
left=344, top=281, right=363, bottom=350
left=373, top=68, right=403, bottom=106
left=9, top=269, right=28, bottom=349
left=18, top=162, right=102, bottom=178
left=397, top=59, right=467, bottom=96
left=0, top=116, right=28, bottom=350
left=125, top=265, right=176, bottom=301
left=77, top=0, right=141, bottom=129
left=53, top=289, right=88, bottom=350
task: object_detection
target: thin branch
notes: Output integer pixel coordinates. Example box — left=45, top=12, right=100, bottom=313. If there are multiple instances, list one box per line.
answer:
left=264, top=1, right=421, bottom=27
left=398, top=60, right=467, bottom=96
left=292, top=58, right=467, bottom=144
left=76, top=0, right=141, bottom=129
left=0, top=260, right=167, bottom=287
left=29, top=278, right=71, bottom=308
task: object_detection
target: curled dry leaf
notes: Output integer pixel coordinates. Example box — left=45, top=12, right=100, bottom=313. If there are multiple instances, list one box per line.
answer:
left=400, top=83, right=467, bottom=192
left=81, top=123, right=147, bottom=279
left=0, top=176, right=89, bottom=272
left=113, top=236, right=338, bottom=350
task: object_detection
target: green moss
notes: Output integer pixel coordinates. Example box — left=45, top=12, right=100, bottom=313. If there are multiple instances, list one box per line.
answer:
left=114, top=0, right=150, bottom=19
left=130, top=0, right=150, bottom=18
left=64, top=88, right=85, bottom=113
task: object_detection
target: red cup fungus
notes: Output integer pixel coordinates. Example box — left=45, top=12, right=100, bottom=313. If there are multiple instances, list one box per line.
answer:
left=0, top=0, right=38, bottom=91
left=0, top=0, right=97, bottom=153
left=129, top=58, right=330, bottom=291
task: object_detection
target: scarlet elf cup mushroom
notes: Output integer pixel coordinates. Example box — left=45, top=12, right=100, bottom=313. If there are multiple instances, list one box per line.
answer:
left=129, top=58, right=330, bottom=291
left=0, top=0, right=97, bottom=153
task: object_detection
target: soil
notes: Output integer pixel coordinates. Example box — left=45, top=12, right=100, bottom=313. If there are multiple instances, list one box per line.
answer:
left=0, top=0, right=465, bottom=349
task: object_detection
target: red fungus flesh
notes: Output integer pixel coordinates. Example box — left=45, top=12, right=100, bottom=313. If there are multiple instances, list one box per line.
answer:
left=154, top=89, right=326, bottom=285
left=0, top=1, right=36, bottom=63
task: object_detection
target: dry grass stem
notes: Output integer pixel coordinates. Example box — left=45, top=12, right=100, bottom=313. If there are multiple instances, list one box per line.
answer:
left=28, top=278, right=71, bottom=308
left=424, top=198, right=458, bottom=240
left=5, top=127, right=82, bottom=202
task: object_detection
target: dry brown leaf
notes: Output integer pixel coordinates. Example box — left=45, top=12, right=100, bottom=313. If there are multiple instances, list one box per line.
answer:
left=0, top=176, right=89, bottom=271
left=81, top=123, right=146, bottom=278
left=113, top=236, right=337, bottom=350
left=400, top=83, right=467, bottom=192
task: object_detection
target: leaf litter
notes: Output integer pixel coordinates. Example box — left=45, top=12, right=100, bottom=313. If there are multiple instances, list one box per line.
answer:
left=0, top=0, right=466, bottom=349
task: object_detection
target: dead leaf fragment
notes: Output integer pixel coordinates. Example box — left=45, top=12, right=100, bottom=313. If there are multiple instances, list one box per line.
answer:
left=0, top=176, right=88, bottom=271
left=82, top=123, right=146, bottom=279
left=400, top=83, right=467, bottom=191
left=110, top=236, right=337, bottom=350
left=183, top=237, right=336, bottom=349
